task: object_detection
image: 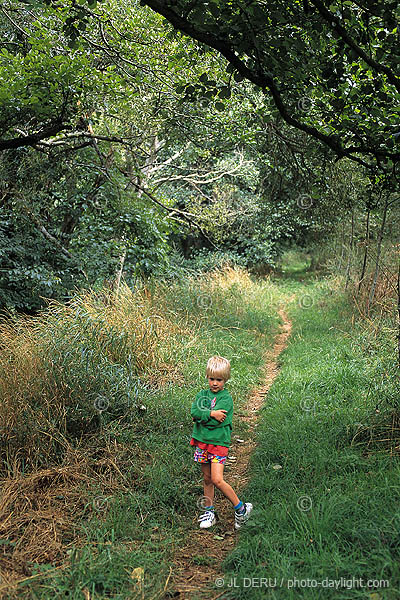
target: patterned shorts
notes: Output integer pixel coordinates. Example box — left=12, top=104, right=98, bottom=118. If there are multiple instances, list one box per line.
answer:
left=193, top=447, right=227, bottom=465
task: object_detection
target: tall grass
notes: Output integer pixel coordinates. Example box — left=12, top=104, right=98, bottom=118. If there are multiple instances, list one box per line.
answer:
left=0, top=284, right=192, bottom=473
left=220, top=278, right=400, bottom=600
left=152, top=265, right=280, bottom=333
left=0, top=266, right=281, bottom=474
left=0, top=266, right=283, bottom=598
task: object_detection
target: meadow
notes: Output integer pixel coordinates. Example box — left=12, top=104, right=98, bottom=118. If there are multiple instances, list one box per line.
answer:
left=221, top=276, right=399, bottom=600
left=0, top=267, right=282, bottom=598
left=0, top=263, right=398, bottom=599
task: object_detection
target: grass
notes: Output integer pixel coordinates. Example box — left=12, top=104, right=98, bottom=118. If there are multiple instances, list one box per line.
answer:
left=219, top=277, right=400, bottom=600
left=1, top=260, right=398, bottom=599
left=0, top=266, right=282, bottom=599
left=276, top=249, right=312, bottom=274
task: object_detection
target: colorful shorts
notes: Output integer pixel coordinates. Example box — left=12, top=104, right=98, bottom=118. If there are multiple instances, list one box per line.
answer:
left=193, top=446, right=227, bottom=465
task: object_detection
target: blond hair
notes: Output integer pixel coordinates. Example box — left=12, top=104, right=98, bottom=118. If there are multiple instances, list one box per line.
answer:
left=206, top=356, right=231, bottom=381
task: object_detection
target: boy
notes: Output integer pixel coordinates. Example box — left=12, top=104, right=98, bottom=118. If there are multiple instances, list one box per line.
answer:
left=190, top=356, right=253, bottom=529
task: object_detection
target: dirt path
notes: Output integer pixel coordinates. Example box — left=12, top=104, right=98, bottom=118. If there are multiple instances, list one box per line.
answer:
left=167, top=308, right=292, bottom=600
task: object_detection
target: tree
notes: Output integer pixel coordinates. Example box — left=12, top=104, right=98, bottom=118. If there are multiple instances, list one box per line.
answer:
left=141, top=0, right=400, bottom=173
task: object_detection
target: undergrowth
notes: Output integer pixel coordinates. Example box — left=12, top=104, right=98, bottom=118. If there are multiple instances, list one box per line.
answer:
left=0, top=266, right=282, bottom=599
left=220, top=276, right=399, bottom=600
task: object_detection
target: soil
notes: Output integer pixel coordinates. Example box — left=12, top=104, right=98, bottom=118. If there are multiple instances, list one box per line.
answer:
left=166, top=309, right=292, bottom=600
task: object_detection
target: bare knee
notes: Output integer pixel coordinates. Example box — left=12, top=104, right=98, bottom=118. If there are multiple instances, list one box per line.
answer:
left=211, top=475, right=224, bottom=487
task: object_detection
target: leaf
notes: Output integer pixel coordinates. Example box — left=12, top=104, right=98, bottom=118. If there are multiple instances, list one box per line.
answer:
left=208, top=2, right=220, bottom=18
left=272, top=464, right=283, bottom=470
left=218, top=86, right=231, bottom=99
left=213, top=535, right=225, bottom=540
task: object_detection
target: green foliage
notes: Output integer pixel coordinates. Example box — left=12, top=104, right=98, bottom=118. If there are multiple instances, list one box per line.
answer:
left=222, top=278, right=400, bottom=599
left=0, top=0, right=398, bottom=313
left=142, top=0, right=400, bottom=172
left=0, top=145, right=172, bottom=311
left=0, top=201, right=77, bottom=312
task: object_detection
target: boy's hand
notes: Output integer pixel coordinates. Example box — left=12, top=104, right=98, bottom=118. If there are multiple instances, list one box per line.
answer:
left=210, top=409, right=227, bottom=422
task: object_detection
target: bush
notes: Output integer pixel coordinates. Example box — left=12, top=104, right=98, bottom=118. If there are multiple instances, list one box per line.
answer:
left=0, top=266, right=280, bottom=474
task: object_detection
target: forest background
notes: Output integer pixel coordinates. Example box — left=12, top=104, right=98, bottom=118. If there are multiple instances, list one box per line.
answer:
left=0, top=0, right=398, bottom=315
left=0, top=0, right=399, bottom=597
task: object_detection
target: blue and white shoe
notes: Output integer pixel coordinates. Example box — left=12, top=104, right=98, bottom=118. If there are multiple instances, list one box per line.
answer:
left=234, top=502, right=253, bottom=529
left=198, top=510, right=216, bottom=529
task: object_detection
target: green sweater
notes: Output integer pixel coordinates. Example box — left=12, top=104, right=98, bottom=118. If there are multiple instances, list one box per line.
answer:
left=191, top=388, right=233, bottom=448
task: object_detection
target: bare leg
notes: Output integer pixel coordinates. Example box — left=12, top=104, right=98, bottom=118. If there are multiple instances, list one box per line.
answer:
left=210, top=462, right=240, bottom=506
left=200, top=462, right=214, bottom=507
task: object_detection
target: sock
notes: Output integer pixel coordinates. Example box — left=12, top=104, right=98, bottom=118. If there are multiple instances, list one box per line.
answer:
left=234, top=500, right=245, bottom=513
left=204, top=505, right=214, bottom=511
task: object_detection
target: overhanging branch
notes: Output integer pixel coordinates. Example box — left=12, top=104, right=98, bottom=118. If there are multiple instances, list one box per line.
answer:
left=0, top=123, right=65, bottom=151
left=309, top=0, right=400, bottom=94
left=141, top=0, right=395, bottom=169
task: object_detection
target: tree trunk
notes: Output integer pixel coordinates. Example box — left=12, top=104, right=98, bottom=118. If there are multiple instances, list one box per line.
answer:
left=114, top=247, right=127, bottom=295
left=345, top=209, right=354, bottom=290
left=397, top=259, right=400, bottom=367
left=357, top=208, right=370, bottom=294
left=368, top=194, right=388, bottom=311
left=338, top=221, right=346, bottom=270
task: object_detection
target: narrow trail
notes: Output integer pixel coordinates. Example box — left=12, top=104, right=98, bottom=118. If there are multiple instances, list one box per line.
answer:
left=169, top=308, right=292, bottom=600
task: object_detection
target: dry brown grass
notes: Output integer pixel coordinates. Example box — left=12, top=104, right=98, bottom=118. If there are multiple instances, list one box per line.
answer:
left=0, top=282, right=196, bottom=476
left=0, top=266, right=278, bottom=598
left=357, top=270, right=398, bottom=317
left=0, top=435, right=144, bottom=599
left=351, top=411, right=400, bottom=456
left=42, top=282, right=193, bottom=378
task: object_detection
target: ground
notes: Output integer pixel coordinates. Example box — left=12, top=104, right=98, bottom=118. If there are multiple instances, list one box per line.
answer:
left=170, top=309, right=292, bottom=599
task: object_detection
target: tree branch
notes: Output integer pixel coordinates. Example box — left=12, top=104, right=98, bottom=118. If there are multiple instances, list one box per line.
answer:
left=36, top=131, right=137, bottom=148
left=21, top=206, right=74, bottom=259
left=0, top=122, right=65, bottom=151
left=309, top=0, right=400, bottom=94
left=141, top=0, right=393, bottom=169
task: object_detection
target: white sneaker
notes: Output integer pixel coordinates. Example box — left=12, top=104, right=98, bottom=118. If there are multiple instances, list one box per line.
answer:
left=198, top=510, right=216, bottom=529
left=234, top=503, right=253, bottom=529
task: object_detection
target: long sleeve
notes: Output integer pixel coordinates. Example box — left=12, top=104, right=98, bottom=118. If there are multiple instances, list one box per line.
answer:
left=191, top=391, right=211, bottom=423
left=191, top=389, right=233, bottom=428
left=191, top=388, right=234, bottom=447
left=204, top=393, right=233, bottom=429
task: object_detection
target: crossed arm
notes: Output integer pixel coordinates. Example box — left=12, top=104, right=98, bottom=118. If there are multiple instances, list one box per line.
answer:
left=209, top=409, right=227, bottom=422
left=191, top=394, right=232, bottom=426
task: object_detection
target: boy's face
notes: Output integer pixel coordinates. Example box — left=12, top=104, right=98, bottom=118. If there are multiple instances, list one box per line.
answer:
left=208, top=376, right=225, bottom=393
